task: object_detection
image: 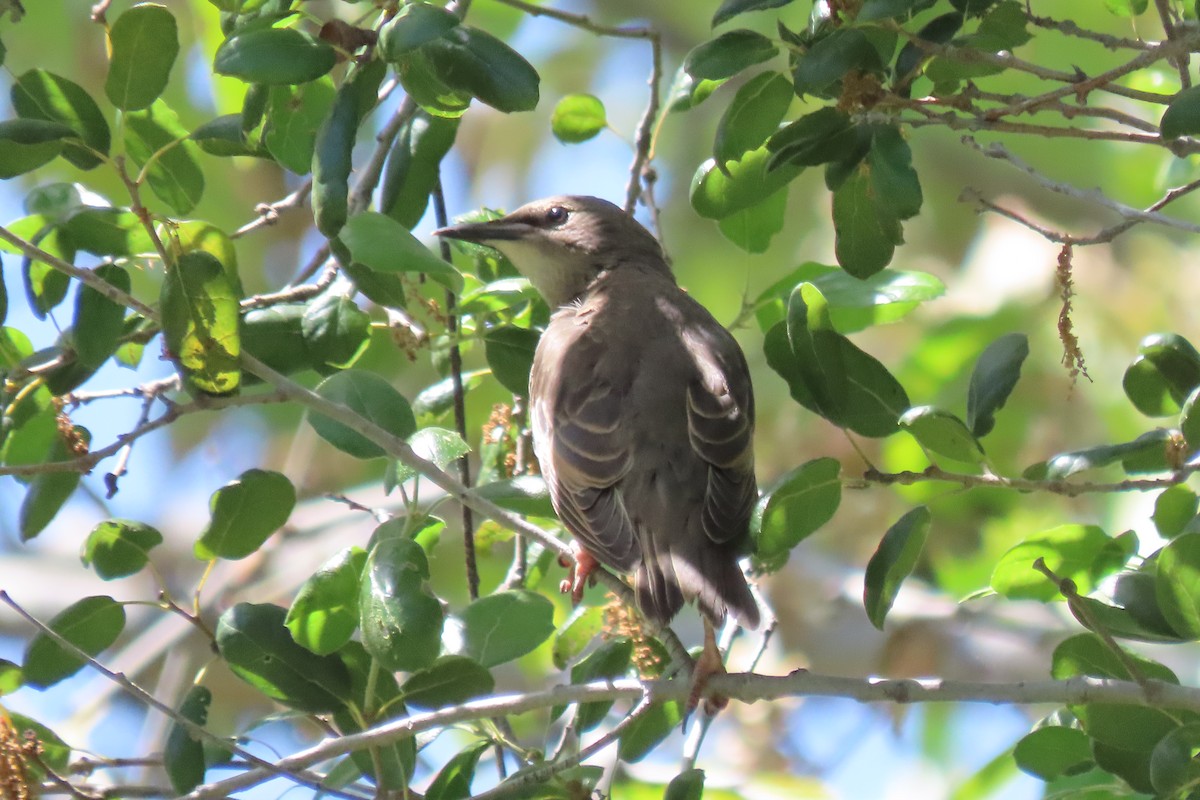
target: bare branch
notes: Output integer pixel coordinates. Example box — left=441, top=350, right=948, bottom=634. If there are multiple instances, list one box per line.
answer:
left=859, top=464, right=1192, bottom=496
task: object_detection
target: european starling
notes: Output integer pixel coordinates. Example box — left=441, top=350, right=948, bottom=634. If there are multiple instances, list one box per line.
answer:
left=435, top=196, right=760, bottom=632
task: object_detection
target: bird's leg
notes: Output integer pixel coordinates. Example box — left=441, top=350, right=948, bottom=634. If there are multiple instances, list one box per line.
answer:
left=557, top=542, right=600, bottom=604
left=687, top=617, right=729, bottom=717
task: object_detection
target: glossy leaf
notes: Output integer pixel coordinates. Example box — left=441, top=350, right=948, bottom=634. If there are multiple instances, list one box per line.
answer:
left=863, top=506, right=930, bottom=629
left=423, top=25, right=540, bottom=113
left=241, top=304, right=315, bottom=376
left=164, top=686, right=211, bottom=794
left=1123, top=333, right=1200, bottom=417
left=674, top=30, right=777, bottom=109
left=125, top=100, right=205, bottom=215
left=308, top=369, right=417, bottom=459
left=899, top=406, right=986, bottom=464
left=551, top=93, right=607, bottom=143
left=473, top=475, right=554, bottom=517
left=72, top=264, right=128, bottom=368
left=286, top=546, right=366, bottom=655
left=712, top=0, right=793, bottom=27
left=460, top=590, right=555, bottom=668
left=401, top=655, right=495, bottom=710
left=715, top=71, right=792, bottom=167
left=360, top=537, right=444, bottom=672
left=1162, top=87, right=1200, bottom=139
left=484, top=325, right=539, bottom=395
left=105, top=4, right=178, bottom=110
left=991, top=524, right=1120, bottom=602
left=216, top=602, right=351, bottom=712
left=833, top=165, right=901, bottom=278
left=215, top=27, right=336, bottom=84
left=1156, top=534, right=1200, bottom=639
left=160, top=251, right=240, bottom=394
left=11, top=69, right=110, bottom=169
left=23, top=595, right=125, bottom=688
left=0, top=119, right=76, bottom=177
left=264, top=78, right=335, bottom=174
left=82, top=519, right=163, bottom=580
left=691, top=146, right=802, bottom=219
left=311, top=84, right=356, bottom=238
left=393, top=48, right=473, bottom=118
left=752, top=457, right=841, bottom=565
left=766, top=107, right=856, bottom=171
left=19, top=427, right=89, bottom=541
left=162, top=220, right=241, bottom=294
left=966, top=333, right=1029, bottom=437
left=1013, top=727, right=1093, bottom=780
left=1052, top=632, right=1179, bottom=683
left=300, top=293, right=370, bottom=369
left=389, top=426, right=471, bottom=485
left=340, top=211, right=463, bottom=291
left=379, top=2, right=461, bottom=58
left=194, top=469, right=296, bottom=561
left=381, top=111, right=460, bottom=228
left=425, top=741, right=490, bottom=800
left=793, top=29, right=884, bottom=98
left=1044, top=430, right=1174, bottom=480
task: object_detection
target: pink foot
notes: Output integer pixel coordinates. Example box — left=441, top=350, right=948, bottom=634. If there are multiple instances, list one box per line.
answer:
left=557, top=546, right=600, bottom=604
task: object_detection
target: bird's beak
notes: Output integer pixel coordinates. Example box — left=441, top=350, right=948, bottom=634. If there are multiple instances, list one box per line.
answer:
left=433, top=218, right=533, bottom=244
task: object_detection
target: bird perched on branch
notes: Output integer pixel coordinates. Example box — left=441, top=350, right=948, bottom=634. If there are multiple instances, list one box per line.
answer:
left=436, top=196, right=760, bottom=693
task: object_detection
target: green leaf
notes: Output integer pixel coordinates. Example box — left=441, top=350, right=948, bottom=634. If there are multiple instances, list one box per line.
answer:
left=163, top=220, right=241, bottom=295
left=1156, top=534, right=1200, bottom=639
left=966, top=333, right=1029, bottom=437
left=460, top=590, right=555, bottom=668
left=793, top=29, right=884, bottom=98
left=286, top=546, right=366, bottom=655
left=393, top=48, right=473, bottom=119
left=194, top=469, right=296, bottom=561
left=1106, top=0, right=1149, bottom=16
left=164, top=686, right=211, bottom=794
left=618, top=702, right=682, bottom=762
left=160, top=251, right=241, bottom=395
left=5, top=712, right=70, bottom=779
left=215, top=26, right=336, bottom=84
left=379, top=2, right=461, bottom=58
left=241, top=304, right=316, bottom=376
left=414, top=369, right=489, bottom=419
left=425, top=741, right=490, bottom=800
left=0, top=119, right=77, bottom=177
left=308, top=369, right=417, bottom=459
left=752, top=457, right=841, bottom=565
left=715, top=71, right=792, bottom=166
left=1045, top=430, right=1174, bottom=480
left=423, top=25, right=540, bottom=113
left=867, top=125, right=922, bottom=220
left=567, top=638, right=632, bottom=731
left=216, top=602, right=352, bottom=712
left=1155, top=485, right=1198, bottom=539
left=333, top=643, right=414, bottom=788
left=400, top=655, right=495, bottom=710
left=311, top=83, right=357, bottom=238
left=1151, top=723, right=1200, bottom=795
left=863, top=506, right=930, bottom=629
left=105, top=4, right=178, bottom=111
left=551, top=93, right=607, bottom=143
left=765, top=107, right=857, bottom=171
left=484, top=325, right=539, bottom=395
left=552, top=605, right=607, bottom=669
left=665, top=768, right=706, bottom=800
left=1052, top=632, right=1179, bottom=683
left=82, top=519, right=163, bottom=580
left=11, top=69, right=110, bottom=169
left=300, top=293, right=370, bottom=369
left=991, top=524, right=1119, bottom=602
left=340, top=211, right=463, bottom=291
left=23, top=595, right=125, bottom=688
left=1181, top=386, right=1200, bottom=450
left=712, top=0, right=793, bottom=27
left=381, top=111, right=460, bottom=228
left=264, top=78, right=335, bottom=174
left=62, top=208, right=146, bottom=257
left=125, top=100, right=205, bottom=215
left=72, top=264, right=129, bottom=368
left=472, top=475, right=554, bottom=517
left=19, top=427, right=89, bottom=541
left=899, top=406, right=986, bottom=464
left=389, top=427, right=471, bottom=486
left=674, top=30, right=777, bottom=108
left=360, top=537, right=444, bottom=671
left=833, top=164, right=901, bottom=278
left=718, top=187, right=787, bottom=253
left=1123, top=332, right=1200, bottom=417
left=691, top=146, right=802, bottom=219
left=1013, top=727, right=1093, bottom=780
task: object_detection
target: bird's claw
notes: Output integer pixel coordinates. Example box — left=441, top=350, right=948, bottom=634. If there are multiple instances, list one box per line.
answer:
left=684, top=619, right=729, bottom=724
left=558, top=547, right=600, bottom=604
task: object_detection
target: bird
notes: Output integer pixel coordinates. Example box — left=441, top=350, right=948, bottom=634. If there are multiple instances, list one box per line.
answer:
left=434, top=196, right=760, bottom=644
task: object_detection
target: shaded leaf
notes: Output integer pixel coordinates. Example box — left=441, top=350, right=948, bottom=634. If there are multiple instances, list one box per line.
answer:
left=105, top=3, right=178, bottom=111
left=381, top=111, right=460, bottom=228
left=899, top=406, right=985, bottom=464
left=23, top=595, right=125, bottom=688
left=360, top=537, right=444, bottom=671
left=752, top=457, right=841, bottom=566
left=308, top=369, right=417, bottom=459
left=215, top=26, right=336, bottom=84
left=340, top=211, right=462, bottom=291
left=164, top=686, right=211, bottom=794
left=81, top=519, right=163, bottom=580
left=863, top=506, right=930, bottom=629
left=194, top=469, right=296, bottom=560
left=11, top=70, right=110, bottom=169
left=160, top=251, right=241, bottom=395
left=401, top=655, right=495, bottom=710
left=286, top=546, right=366, bottom=655
left=460, top=590, right=555, bottom=668
left=966, top=333, right=1029, bottom=437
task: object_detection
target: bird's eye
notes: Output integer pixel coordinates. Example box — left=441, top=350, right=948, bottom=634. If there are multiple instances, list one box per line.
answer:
left=545, top=206, right=569, bottom=226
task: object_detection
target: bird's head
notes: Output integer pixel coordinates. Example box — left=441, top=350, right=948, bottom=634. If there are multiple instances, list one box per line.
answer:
left=434, top=195, right=668, bottom=308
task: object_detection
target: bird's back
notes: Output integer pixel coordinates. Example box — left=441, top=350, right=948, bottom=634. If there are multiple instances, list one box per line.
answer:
left=530, top=265, right=760, bottom=628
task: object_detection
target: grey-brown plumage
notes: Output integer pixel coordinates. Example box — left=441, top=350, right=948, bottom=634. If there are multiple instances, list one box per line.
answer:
left=435, top=196, right=759, bottom=630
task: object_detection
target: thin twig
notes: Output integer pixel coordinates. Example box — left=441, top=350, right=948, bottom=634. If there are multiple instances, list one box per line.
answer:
left=231, top=181, right=313, bottom=239
left=240, top=260, right=339, bottom=310
left=103, top=391, right=156, bottom=498
left=1152, top=0, right=1190, bottom=89
left=860, top=464, right=1196, bottom=496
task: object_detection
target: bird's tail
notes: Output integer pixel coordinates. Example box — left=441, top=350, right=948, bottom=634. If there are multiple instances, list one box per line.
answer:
left=635, top=545, right=760, bottom=630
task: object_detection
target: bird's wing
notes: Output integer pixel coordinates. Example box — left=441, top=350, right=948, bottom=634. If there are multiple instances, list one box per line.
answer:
left=683, top=323, right=758, bottom=546
left=531, top=325, right=640, bottom=570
